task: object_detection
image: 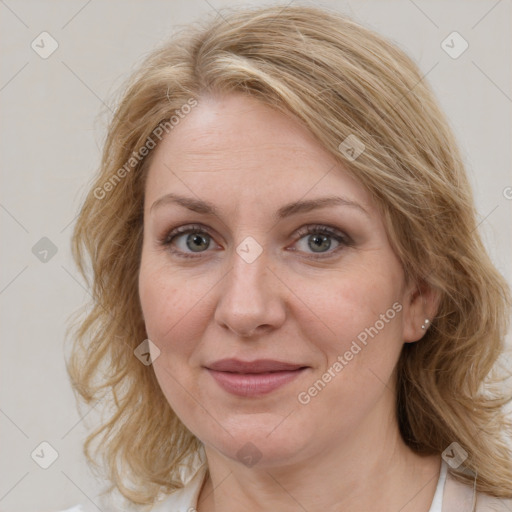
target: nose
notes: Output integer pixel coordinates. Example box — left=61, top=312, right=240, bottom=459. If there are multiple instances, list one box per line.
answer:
left=213, top=244, right=287, bottom=339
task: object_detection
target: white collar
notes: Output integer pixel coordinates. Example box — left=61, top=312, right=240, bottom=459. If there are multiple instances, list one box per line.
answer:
left=428, top=459, right=448, bottom=512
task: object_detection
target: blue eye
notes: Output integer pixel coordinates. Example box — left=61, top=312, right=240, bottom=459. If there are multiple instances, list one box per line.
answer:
left=293, top=225, right=350, bottom=258
left=160, top=224, right=351, bottom=260
left=161, top=225, right=215, bottom=257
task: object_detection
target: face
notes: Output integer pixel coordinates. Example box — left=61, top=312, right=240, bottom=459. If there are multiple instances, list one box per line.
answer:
left=138, top=92, right=423, bottom=468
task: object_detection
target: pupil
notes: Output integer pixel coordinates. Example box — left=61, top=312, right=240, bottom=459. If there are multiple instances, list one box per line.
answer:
left=309, top=234, right=330, bottom=252
left=187, top=233, right=209, bottom=252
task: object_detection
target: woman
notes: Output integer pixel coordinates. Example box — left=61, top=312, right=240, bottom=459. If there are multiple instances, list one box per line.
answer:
left=64, top=5, right=512, bottom=511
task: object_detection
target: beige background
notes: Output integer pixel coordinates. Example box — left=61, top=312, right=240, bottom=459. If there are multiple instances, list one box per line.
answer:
left=1, top=1, right=511, bottom=511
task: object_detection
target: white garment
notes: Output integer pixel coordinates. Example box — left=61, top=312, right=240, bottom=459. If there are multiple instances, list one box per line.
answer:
left=429, top=460, right=448, bottom=512
left=147, top=453, right=449, bottom=512
left=56, top=449, right=512, bottom=512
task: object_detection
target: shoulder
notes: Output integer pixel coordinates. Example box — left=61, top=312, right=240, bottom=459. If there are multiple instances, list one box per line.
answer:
left=443, top=469, right=512, bottom=512
left=475, top=492, right=512, bottom=512
left=52, top=506, right=100, bottom=512
left=53, top=445, right=209, bottom=512
left=51, top=477, right=206, bottom=512
left=150, top=462, right=208, bottom=511
left=54, top=449, right=208, bottom=512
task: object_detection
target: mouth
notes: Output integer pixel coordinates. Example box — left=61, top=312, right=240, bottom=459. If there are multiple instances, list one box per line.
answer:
left=204, top=359, right=309, bottom=397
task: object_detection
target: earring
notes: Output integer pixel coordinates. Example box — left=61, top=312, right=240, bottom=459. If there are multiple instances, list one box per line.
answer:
left=421, top=319, right=430, bottom=330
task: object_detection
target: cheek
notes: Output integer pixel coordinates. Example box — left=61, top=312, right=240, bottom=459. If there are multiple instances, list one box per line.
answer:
left=294, top=276, right=404, bottom=432
left=138, top=256, right=217, bottom=382
left=296, top=265, right=403, bottom=350
left=296, top=267, right=404, bottom=399
left=138, top=260, right=206, bottom=425
left=139, top=252, right=197, bottom=341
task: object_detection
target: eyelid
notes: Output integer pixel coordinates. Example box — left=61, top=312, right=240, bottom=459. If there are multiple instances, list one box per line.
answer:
left=160, top=223, right=215, bottom=245
left=157, top=224, right=218, bottom=254
left=293, top=224, right=352, bottom=244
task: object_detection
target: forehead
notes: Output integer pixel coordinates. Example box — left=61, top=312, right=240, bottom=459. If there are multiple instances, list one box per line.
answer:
left=144, top=92, right=373, bottom=214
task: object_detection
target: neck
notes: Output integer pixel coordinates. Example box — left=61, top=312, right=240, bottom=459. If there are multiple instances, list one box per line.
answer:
left=196, top=393, right=441, bottom=512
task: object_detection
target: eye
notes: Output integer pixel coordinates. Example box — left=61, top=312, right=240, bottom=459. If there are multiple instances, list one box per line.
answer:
left=159, top=224, right=217, bottom=259
left=291, top=224, right=352, bottom=259
left=159, top=223, right=352, bottom=260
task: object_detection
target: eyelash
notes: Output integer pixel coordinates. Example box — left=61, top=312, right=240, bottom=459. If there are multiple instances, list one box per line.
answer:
left=158, top=223, right=353, bottom=260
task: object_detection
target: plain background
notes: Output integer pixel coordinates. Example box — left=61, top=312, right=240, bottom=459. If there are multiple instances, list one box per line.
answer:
left=1, top=1, right=511, bottom=511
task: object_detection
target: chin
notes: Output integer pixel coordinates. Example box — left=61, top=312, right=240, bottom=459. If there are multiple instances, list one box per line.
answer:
left=203, top=417, right=313, bottom=469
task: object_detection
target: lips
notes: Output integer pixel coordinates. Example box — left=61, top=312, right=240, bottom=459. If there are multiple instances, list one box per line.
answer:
left=206, top=358, right=307, bottom=373
left=205, top=359, right=309, bottom=397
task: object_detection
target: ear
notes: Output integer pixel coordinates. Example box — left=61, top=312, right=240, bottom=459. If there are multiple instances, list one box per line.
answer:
left=402, top=277, right=441, bottom=343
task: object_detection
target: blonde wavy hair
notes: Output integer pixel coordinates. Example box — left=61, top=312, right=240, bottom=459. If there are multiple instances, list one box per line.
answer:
left=66, top=4, right=512, bottom=506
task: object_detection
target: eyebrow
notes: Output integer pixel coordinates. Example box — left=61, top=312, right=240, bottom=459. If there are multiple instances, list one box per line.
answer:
left=149, top=193, right=370, bottom=219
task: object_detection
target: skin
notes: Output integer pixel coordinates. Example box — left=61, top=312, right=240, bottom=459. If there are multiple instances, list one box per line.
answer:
left=138, top=92, right=441, bottom=512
